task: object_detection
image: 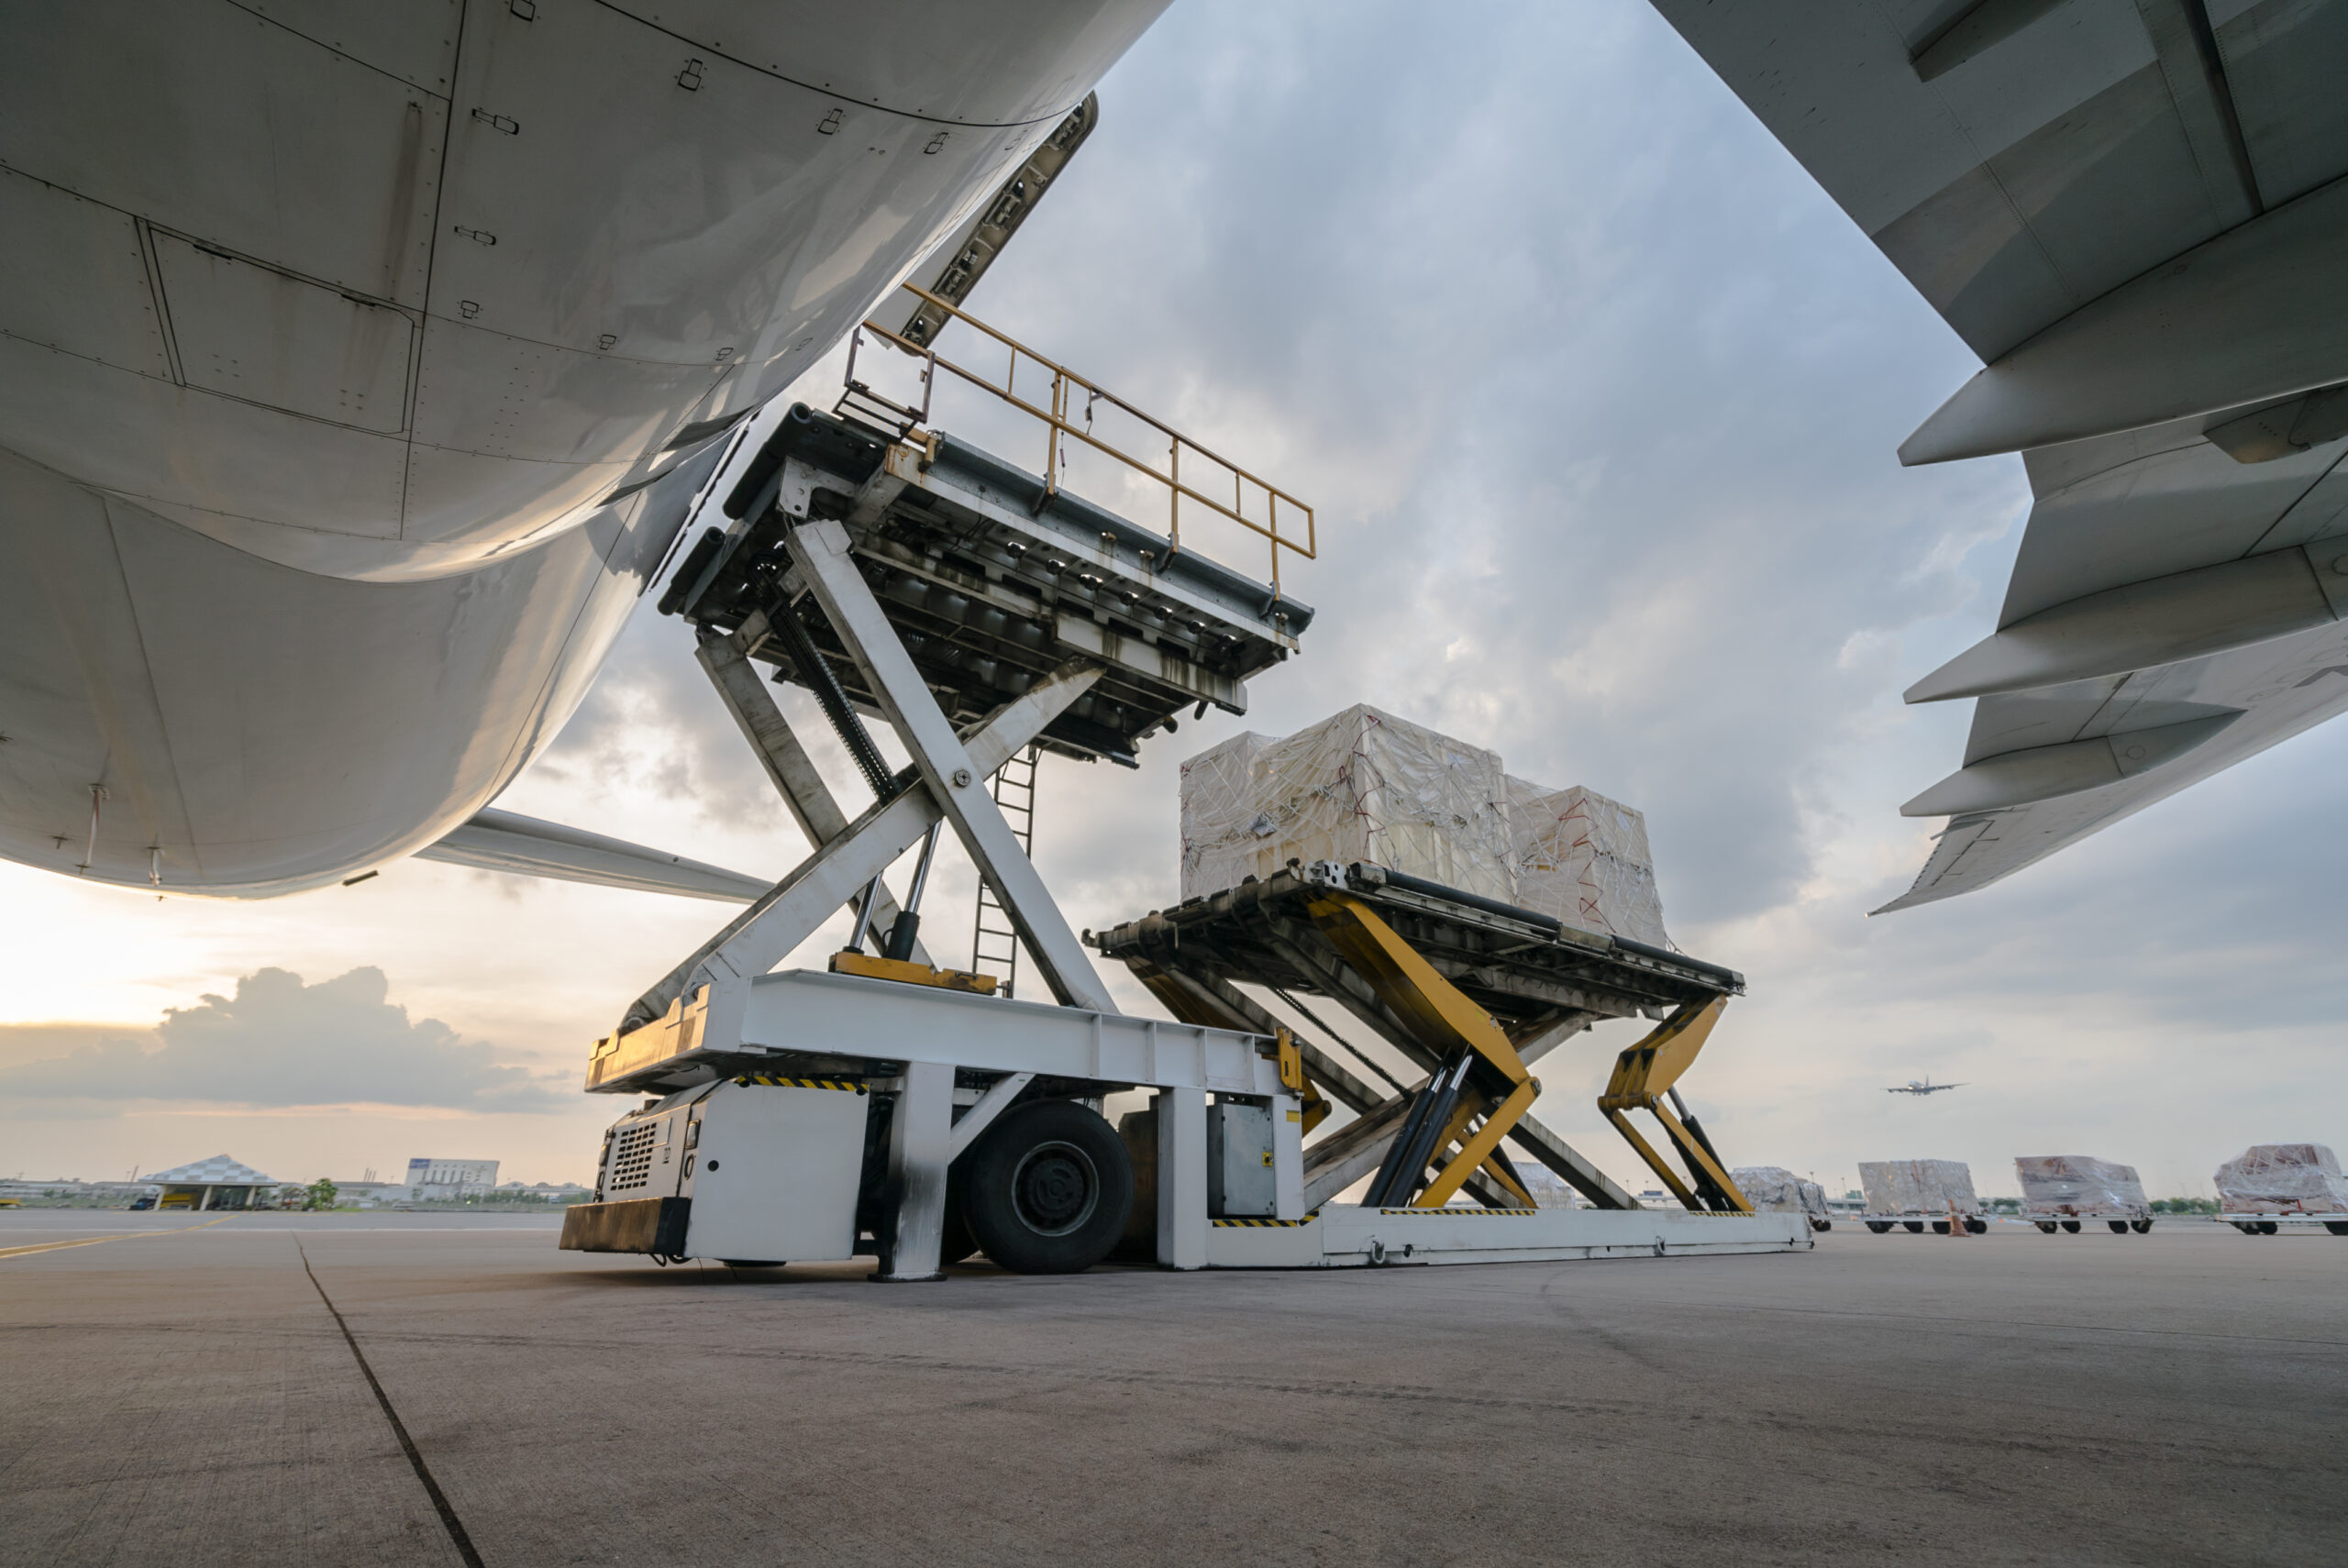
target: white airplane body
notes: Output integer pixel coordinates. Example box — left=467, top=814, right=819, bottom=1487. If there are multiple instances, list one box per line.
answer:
left=0, top=0, right=1164, bottom=897
left=22, top=4, right=2347, bottom=920
left=1886, top=1077, right=1966, bottom=1097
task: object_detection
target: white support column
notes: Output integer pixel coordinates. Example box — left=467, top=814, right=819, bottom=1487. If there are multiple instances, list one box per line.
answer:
left=876, top=1060, right=955, bottom=1282
left=788, top=518, right=1119, bottom=1014
left=1270, top=1091, right=1306, bottom=1220
left=1155, top=1087, right=1207, bottom=1270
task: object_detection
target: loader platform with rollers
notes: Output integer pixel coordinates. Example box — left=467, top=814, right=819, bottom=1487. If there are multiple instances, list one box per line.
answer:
left=559, top=289, right=1808, bottom=1276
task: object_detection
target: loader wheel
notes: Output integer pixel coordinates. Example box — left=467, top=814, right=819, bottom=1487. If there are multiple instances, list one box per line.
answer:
left=1903, top=1220, right=1926, bottom=1234
left=1811, top=1219, right=1832, bottom=1231
left=2231, top=1221, right=2255, bottom=1234
left=1866, top=1221, right=1891, bottom=1234
left=2060, top=1220, right=2081, bottom=1233
left=2324, top=1221, right=2348, bottom=1237
left=2258, top=1221, right=2279, bottom=1235
left=1931, top=1220, right=1951, bottom=1235
left=958, top=1099, right=1133, bottom=1275
left=938, top=1184, right=980, bottom=1265
left=1966, top=1218, right=1988, bottom=1234
left=2130, top=1219, right=2153, bottom=1234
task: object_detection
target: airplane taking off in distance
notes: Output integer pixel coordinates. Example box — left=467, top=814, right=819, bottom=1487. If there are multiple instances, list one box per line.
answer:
left=0, top=0, right=1166, bottom=900
left=1886, top=1077, right=1966, bottom=1097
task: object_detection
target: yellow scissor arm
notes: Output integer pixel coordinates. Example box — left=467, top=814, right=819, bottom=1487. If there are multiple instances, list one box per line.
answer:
left=1599, top=998, right=1751, bottom=1213
left=1303, top=891, right=1538, bottom=1209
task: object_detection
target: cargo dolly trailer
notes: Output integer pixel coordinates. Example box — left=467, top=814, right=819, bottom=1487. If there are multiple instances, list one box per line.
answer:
left=1861, top=1215, right=1988, bottom=1234
left=2214, top=1145, right=2348, bottom=1234
left=558, top=303, right=1805, bottom=1276
left=2221, top=1211, right=2348, bottom=1236
left=1854, top=1161, right=1988, bottom=1234
left=2015, top=1155, right=2154, bottom=1234
left=2027, top=1213, right=2154, bottom=1235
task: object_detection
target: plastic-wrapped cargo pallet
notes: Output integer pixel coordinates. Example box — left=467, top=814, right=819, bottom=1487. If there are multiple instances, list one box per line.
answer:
left=1514, top=1165, right=1584, bottom=1209
left=1172, top=707, right=1676, bottom=949
left=1178, top=732, right=1275, bottom=903
left=1859, top=1159, right=1980, bottom=1215
left=1733, top=1166, right=1827, bottom=1221
left=1176, top=705, right=1514, bottom=903
left=1506, top=776, right=1671, bottom=946
left=2014, top=1155, right=2147, bottom=1216
left=2213, top=1144, right=2348, bottom=1213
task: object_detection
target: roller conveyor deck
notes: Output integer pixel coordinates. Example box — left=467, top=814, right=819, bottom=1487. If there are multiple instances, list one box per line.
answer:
left=660, top=403, right=1312, bottom=767
left=1094, top=860, right=1757, bottom=1217
left=1095, top=859, right=1741, bottom=1035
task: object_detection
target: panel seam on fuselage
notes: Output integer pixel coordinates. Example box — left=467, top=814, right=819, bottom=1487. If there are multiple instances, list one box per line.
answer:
left=404, top=0, right=472, bottom=539
left=586, top=0, right=1080, bottom=131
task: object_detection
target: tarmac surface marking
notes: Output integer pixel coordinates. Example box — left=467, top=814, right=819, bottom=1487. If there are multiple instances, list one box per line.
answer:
left=0, top=1218, right=227, bottom=1261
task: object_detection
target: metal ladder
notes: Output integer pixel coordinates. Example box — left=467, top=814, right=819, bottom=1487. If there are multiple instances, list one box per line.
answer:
left=970, top=745, right=1038, bottom=999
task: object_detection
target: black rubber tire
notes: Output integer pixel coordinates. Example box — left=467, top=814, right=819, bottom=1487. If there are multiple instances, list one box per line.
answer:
left=958, top=1099, right=1134, bottom=1275
left=1903, top=1220, right=1926, bottom=1234
left=1866, top=1220, right=1891, bottom=1234
left=2258, top=1221, right=2280, bottom=1235
left=1811, top=1218, right=1833, bottom=1231
left=2036, top=1221, right=2058, bottom=1234
left=2106, top=1220, right=2128, bottom=1233
left=2060, top=1220, right=2082, bottom=1233
left=2130, top=1219, right=2153, bottom=1234
left=1966, top=1218, right=1988, bottom=1234
left=2325, top=1221, right=2348, bottom=1237
left=938, top=1178, right=980, bottom=1265
left=1931, top=1220, right=1952, bottom=1235
left=719, top=1260, right=786, bottom=1269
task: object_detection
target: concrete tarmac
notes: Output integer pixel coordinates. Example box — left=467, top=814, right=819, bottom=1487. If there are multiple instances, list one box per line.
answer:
left=1, top=1211, right=2340, bottom=1567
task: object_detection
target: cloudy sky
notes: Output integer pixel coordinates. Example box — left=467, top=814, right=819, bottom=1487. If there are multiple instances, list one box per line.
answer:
left=5, top=0, right=2342, bottom=1198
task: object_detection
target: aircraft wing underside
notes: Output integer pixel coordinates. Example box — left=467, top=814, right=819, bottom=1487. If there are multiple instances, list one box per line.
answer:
left=1654, top=1, right=2348, bottom=908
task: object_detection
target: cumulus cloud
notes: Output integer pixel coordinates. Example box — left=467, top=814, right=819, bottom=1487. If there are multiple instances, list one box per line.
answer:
left=0, top=967, right=564, bottom=1111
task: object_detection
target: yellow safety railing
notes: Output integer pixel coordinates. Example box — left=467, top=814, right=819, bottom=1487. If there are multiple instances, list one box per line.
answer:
left=844, top=282, right=1316, bottom=591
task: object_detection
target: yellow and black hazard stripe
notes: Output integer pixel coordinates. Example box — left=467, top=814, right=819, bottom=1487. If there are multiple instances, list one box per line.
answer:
left=1377, top=1205, right=1540, bottom=1217
left=734, top=1075, right=867, bottom=1093
left=1213, top=1210, right=1322, bottom=1228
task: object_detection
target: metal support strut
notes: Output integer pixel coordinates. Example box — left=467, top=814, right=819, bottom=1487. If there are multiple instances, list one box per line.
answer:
left=1300, top=890, right=1539, bottom=1210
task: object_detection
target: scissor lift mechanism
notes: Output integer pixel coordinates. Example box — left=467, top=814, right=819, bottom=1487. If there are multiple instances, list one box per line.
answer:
left=1096, top=862, right=1762, bottom=1229
left=559, top=403, right=1803, bottom=1277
